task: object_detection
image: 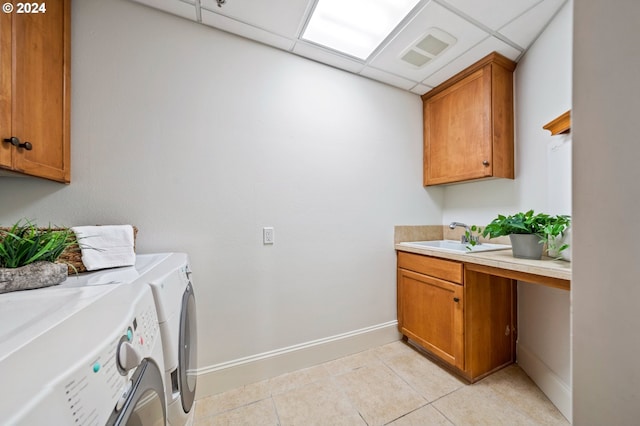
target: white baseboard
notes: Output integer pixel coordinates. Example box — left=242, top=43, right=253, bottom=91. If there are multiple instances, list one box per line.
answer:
left=517, top=343, right=572, bottom=423
left=195, top=320, right=401, bottom=399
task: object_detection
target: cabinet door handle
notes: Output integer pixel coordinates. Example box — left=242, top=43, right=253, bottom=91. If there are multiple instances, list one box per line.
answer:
left=3, top=137, right=33, bottom=150
left=453, top=297, right=460, bottom=303
left=482, top=160, right=490, bottom=166
left=3, top=136, right=20, bottom=146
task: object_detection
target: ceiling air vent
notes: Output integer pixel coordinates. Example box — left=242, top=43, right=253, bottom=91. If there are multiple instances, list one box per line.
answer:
left=400, top=28, right=456, bottom=69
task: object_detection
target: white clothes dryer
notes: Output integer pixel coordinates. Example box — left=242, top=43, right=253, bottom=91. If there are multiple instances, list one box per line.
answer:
left=58, top=252, right=172, bottom=290
left=0, top=281, right=166, bottom=425
left=138, top=253, right=197, bottom=426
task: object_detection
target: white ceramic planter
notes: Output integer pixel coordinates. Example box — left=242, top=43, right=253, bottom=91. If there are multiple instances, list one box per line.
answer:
left=547, top=227, right=571, bottom=261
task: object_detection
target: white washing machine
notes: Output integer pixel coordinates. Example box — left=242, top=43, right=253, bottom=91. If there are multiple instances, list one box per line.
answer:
left=0, top=280, right=166, bottom=425
left=137, top=253, right=197, bottom=426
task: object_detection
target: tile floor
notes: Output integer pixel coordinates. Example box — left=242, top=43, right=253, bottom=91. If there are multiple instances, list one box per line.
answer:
left=193, top=341, right=569, bottom=426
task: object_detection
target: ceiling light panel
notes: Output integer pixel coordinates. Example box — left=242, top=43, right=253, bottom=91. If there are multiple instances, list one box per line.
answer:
left=302, top=0, right=421, bottom=60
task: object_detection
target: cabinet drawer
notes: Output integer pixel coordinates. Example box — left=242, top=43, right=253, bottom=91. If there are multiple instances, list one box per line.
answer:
left=397, top=252, right=463, bottom=284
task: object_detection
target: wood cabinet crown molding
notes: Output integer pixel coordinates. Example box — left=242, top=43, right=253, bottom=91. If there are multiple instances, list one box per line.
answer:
left=543, top=110, right=571, bottom=135
left=421, top=52, right=516, bottom=102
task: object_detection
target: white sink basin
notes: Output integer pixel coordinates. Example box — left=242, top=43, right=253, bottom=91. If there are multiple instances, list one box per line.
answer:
left=398, top=240, right=511, bottom=254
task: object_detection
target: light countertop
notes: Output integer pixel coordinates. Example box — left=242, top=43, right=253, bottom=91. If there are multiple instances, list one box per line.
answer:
left=395, top=243, right=571, bottom=283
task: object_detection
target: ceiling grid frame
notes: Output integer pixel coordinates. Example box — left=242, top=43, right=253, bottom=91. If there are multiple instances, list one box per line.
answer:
left=128, top=0, right=568, bottom=94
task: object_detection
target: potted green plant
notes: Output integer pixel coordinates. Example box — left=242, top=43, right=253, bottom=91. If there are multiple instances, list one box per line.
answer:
left=0, top=219, right=75, bottom=293
left=480, top=210, right=571, bottom=260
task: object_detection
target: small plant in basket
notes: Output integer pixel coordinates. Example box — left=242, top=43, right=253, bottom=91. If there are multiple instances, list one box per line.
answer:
left=0, top=219, right=76, bottom=293
left=0, top=219, right=75, bottom=268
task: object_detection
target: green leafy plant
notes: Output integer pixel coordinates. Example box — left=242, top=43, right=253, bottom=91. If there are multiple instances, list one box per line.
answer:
left=465, top=225, right=483, bottom=250
left=0, top=220, right=75, bottom=268
left=481, top=210, right=571, bottom=253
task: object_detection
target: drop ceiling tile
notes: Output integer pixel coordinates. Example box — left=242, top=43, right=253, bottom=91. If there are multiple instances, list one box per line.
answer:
left=201, top=9, right=295, bottom=51
left=498, top=0, right=566, bottom=48
left=130, top=0, right=197, bottom=21
left=293, top=42, right=365, bottom=74
left=200, top=0, right=312, bottom=38
left=369, top=2, right=489, bottom=82
left=129, top=0, right=565, bottom=94
left=410, top=83, right=432, bottom=95
left=439, top=0, right=541, bottom=31
left=359, top=67, right=417, bottom=91
left=422, top=36, right=521, bottom=87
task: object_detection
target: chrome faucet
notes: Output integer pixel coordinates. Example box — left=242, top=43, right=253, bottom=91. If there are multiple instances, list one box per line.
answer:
left=449, top=222, right=478, bottom=244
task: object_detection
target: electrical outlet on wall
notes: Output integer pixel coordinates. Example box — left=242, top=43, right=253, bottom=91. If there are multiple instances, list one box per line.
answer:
left=263, top=227, right=274, bottom=244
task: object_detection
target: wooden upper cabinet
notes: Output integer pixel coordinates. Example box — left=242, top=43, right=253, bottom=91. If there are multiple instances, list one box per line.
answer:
left=422, top=52, right=515, bottom=186
left=0, top=0, right=71, bottom=183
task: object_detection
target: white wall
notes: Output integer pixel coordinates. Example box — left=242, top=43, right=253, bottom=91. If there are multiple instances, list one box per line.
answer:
left=0, top=0, right=441, bottom=392
left=573, top=0, right=640, bottom=424
left=442, top=1, right=573, bottom=420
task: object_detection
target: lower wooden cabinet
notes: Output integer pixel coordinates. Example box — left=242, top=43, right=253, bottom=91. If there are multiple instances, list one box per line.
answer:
left=397, top=251, right=516, bottom=382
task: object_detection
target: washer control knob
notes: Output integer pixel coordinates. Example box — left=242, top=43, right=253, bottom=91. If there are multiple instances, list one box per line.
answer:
left=117, top=341, right=142, bottom=372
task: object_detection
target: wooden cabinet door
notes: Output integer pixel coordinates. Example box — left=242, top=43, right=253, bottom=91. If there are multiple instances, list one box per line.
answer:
left=0, top=11, right=12, bottom=169
left=398, top=268, right=464, bottom=370
left=1, top=0, right=70, bottom=182
left=421, top=52, right=515, bottom=187
left=423, top=66, right=492, bottom=186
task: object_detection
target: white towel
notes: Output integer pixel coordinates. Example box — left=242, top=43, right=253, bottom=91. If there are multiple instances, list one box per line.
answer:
left=71, top=225, right=136, bottom=271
